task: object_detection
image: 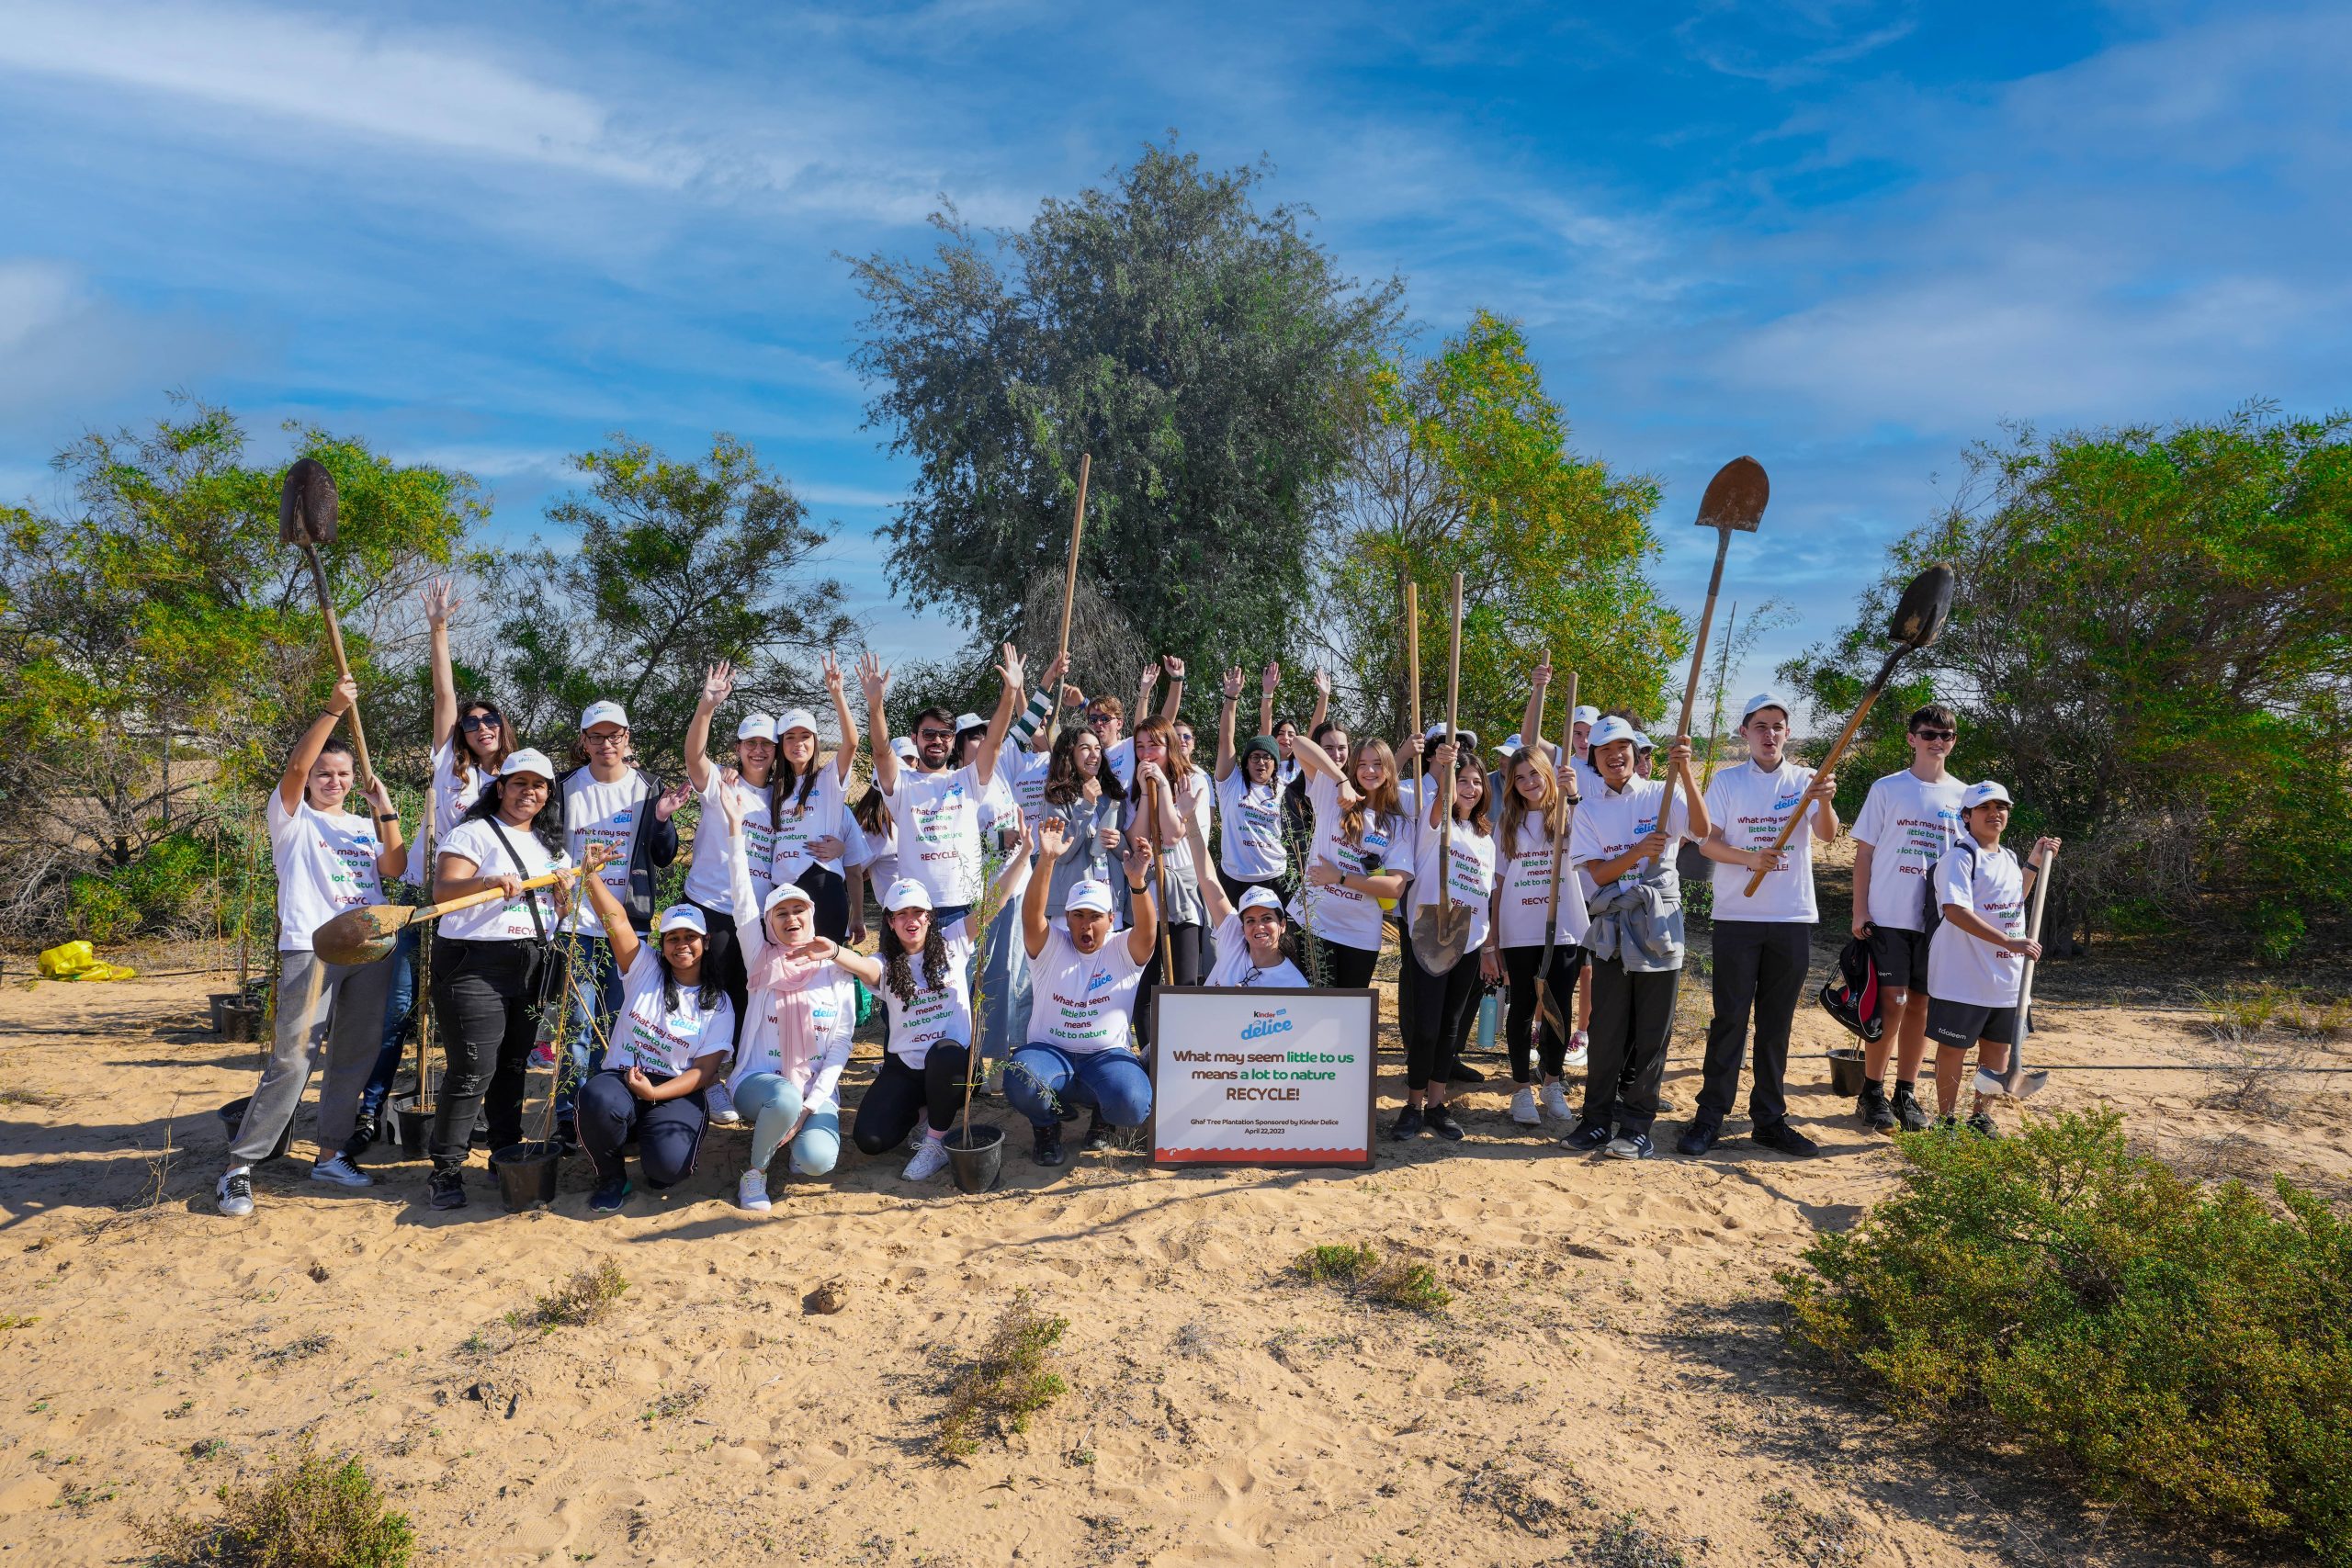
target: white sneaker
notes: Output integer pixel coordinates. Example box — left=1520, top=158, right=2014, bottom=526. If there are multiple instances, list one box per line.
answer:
left=1540, top=1081, right=1574, bottom=1122
left=216, top=1168, right=254, bottom=1217
left=1510, top=1087, right=1541, bottom=1125
left=736, top=1169, right=771, bottom=1211
left=902, top=1137, right=951, bottom=1182
left=1565, top=1030, right=1590, bottom=1069
left=310, top=1155, right=372, bottom=1188
left=707, top=1079, right=741, bottom=1125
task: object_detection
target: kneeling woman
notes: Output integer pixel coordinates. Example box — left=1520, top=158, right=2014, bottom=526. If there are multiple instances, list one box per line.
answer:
left=849, top=840, right=1032, bottom=1181
left=717, top=788, right=881, bottom=1210
left=572, top=874, right=737, bottom=1213
left=1006, top=819, right=1159, bottom=1167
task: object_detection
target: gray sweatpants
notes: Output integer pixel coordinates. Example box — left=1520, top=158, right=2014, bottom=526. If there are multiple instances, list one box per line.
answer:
left=229, top=948, right=393, bottom=1166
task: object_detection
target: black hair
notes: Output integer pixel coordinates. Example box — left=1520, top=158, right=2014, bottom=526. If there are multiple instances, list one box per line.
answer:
left=1312, top=720, right=1345, bottom=745
left=462, top=773, right=565, bottom=856
left=852, top=784, right=892, bottom=840
left=913, top=705, right=957, bottom=739
left=1043, top=724, right=1128, bottom=807
left=878, top=912, right=952, bottom=1008
left=770, top=751, right=825, bottom=826
left=653, top=938, right=721, bottom=1015
left=318, top=737, right=355, bottom=760
left=1909, top=703, right=1959, bottom=733
left=446, top=696, right=511, bottom=788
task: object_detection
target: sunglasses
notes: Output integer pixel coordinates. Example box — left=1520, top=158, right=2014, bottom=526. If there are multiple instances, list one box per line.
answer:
left=1914, top=728, right=1957, bottom=741
left=916, top=728, right=956, bottom=742
left=460, top=713, right=503, bottom=733
left=1086, top=713, right=1115, bottom=726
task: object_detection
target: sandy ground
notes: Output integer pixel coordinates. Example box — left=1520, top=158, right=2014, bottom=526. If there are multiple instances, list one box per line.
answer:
left=2, top=918, right=2346, bottom=1567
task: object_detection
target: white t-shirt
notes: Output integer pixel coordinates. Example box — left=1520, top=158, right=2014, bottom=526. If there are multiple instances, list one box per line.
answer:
left=268, top=792, right=386, bottom=953
left=881, top=918, right=977, bottom=1068
left=435, top=817, right=571, bottom=942
left=1926, top=840, right=2028, bottom=1008
left=1851, top=771, right=1968, bottom=932
left=728, top=971, right=856, bottom=1110
left=395, top=739, right=492, bottom=888
left=881, top=762, right=991, bottom=908
left=1408, top=815, right=1498, bottom=954
left=1703, top=761, right=1824, bottom=923
left=561, top=769, right=646, bottom=933
left=1494, top=813, right=1591, bottom=951
left=768, top=765, right=854, bottom=888
left=1290, top=773, right=1411, bottom=953
left=1568, top=775, right=1693, bottom=901
left=1025, top=925, right=1148, bottom=1055
left=1205, top=910, right=1307, bottom=988
left=609, top=943, right=735, bottom=1078
left=996, top=749, right=1054, bottom=835
left=1216, top=770, right=1288, bottom=882
left=683, top=773, right=775, bottom=913
left=1103, top=736, right=1136, bottom=790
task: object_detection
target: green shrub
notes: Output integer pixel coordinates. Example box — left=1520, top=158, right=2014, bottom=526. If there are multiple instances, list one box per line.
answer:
left=68, top=829, right=228, bottom=942
left=1288, top=1242, right=1452, bottom=1314
left=145, top=1442, right=413, bottom=1566
left=935, top=1291, right=1069, bottom=1459
left=1781, top=1111, right=2352, bottom=1563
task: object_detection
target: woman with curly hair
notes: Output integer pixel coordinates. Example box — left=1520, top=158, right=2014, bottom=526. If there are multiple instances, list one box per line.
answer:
left=1285, top=727, right=1415, bottom=990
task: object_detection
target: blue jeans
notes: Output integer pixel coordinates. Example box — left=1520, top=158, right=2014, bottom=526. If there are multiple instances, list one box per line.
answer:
left=1004, top=1043, right=1153, bottom=1130
left=554, top=932, right=627, bottom=1124
left=733, top=1073, right=841, bottom=1177
left=360, top=923, right=420, bottom=1116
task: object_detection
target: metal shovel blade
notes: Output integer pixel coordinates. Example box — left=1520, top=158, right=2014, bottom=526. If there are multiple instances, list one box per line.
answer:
left=1410, top=902, right=1475, bottom=975
left=1889, top=563, right=1956, bottom=649
left=279, top=457, right=339, bottom=546
left=311, top=904, right=412, bottom=966
left=1695, top=456, right=1768, bottom=533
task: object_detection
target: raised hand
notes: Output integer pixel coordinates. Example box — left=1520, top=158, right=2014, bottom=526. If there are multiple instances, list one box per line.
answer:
left=362, top=775, right=396, bottom=817
left=1161, top=654, right=1186, bottom=682
left=1530, top=658, right=1553, bottom=692
left=700, top=660, right=734, bottom=708
left=327, top=675, right=359, bottom=715
left=653, top=778, right=692, bottom=822
left=821, top=650, right=846, bottom=702
left=856, top=649, right=890, bottom=704
left=421, top=577, right=461, bottom=626
left=582, top=843, right=619, bottom=874
left=1430, top=741, right=1457, bottom=777
left=997, top=642, right=1026, bottom=693
left=1125, top=830, right=1157, bottom=886
left=1313, top=666, right=1332, bottom=699
left=1036, top=817, right=1071, bottom=862
left=1261, top=660, right=1281, bottom=696
left=1041, top=649, right=1069, bottom=692
left=1060, top=682, right=1086, bottom=710
left=1221, top=665, right=1245, bottom=702
left=2030, top=835, right=2063, bottom=868
left=719, top=779, right=748, bottom=835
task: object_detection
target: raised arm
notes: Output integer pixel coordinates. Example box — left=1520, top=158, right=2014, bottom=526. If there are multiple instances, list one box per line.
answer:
left=579, top=848, right=640, bottom=973
left=1290, top=723, right=1343, bottom=785
left=1157, top=655, right=1187, bottom=722
left=684, top=660, right=733, bottom=792
left=1122, top=833, right=1160, bottom=967
left=823, top=651, right=859, bottom=784
left=424, top=579, right=461, bottom=745
left=720, top=784, right=768, bottom=971
left=1308, top=666, right=1330, bottom=736
left=280, top=676, right=357, bottom=811
left=858, top=651, right=897, bottom=795
left=1521, top=658, right=1553, bottom=752
left=977, top=643, right=1022, bottom=781
left=1023, top=816, right=1069, bottom=958
left=1185, top=807, right=1232, bottom=927
left=1008, top=649, right=1066, bottom=753
left=363, top=774, right=406, bottom=880
left=1216, top=665, right=1243, bottom=783
left=1257, top=660, right=1278, bottom=741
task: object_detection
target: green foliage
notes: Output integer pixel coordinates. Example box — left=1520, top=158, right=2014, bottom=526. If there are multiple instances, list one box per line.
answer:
left=851, top=139, right=1402, bottom=699
left=1781, top=1111, right=2352, bottom=1563
left=525, top=1260, right=628, bottom=1332
left=1287, top=1241, right=1453, bottom=1314
left=65, top=829, right=217, bottom=942
left=1320, top=310, right=1682, bottom=744
left=1781, top=406, right=2352, bottom=953
left=935, top=1291, right=1069, bottom=1459
left=479, top=434, right=850, bottom=775
left=144, top=1442, right=413, bottom=1567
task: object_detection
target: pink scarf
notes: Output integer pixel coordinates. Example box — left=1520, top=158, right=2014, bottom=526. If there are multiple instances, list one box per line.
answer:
left=745, top=940, right=831, bottom=1082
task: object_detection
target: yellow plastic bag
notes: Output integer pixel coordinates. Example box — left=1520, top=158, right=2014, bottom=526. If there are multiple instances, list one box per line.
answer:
left=37, top=941, right=96, bottom=979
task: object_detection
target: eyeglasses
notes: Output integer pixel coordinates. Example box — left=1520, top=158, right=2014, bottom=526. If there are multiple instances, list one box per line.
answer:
left=583, top=730, right=628, bottom=747
left=916, top=728, right=956, bottom=742
left=460, top=713, right=502, bottom=733
left=1914, top=728, right=1957, bottom=741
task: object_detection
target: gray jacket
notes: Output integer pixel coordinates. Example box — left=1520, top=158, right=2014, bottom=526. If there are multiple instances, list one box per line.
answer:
left=1583, top=863, right=1685, bottom=973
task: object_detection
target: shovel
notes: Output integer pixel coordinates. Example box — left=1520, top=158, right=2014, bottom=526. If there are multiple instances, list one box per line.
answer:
left=311, top=866, right=576, bottom=965
left=1657, top=457, right=1768, bottom=841
left=1411, top=573, right=1473, bottom=973
left=280, top=458, right=374, bottom=787
left=1534, top=670, right=1581, bottom=1043
left=1982, top=844, right=2056, bottom=1101
left=1740, top=564, right=1957, bottom=897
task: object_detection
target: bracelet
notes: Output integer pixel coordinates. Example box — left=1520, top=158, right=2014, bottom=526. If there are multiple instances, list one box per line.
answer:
left=376, top=812, right=399, bottom=823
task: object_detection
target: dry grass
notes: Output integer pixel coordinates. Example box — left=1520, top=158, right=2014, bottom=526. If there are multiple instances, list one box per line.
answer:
left=141, top=1442, right=414, bottom=1567
left=1288, top=1242, right=1453, bottom=1315
left=520, top=1260, right=628, bottom=1332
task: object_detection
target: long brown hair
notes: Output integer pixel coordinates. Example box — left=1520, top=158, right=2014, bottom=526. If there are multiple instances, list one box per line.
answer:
left=1435, top=747, right=1494, bottom=838
left=1043, top=727, right=1125, bottom=808
left=446, top=698, right=512, bottom=789
left=1498, top=747, right=1568, bottom=853
left=1338, top=739, right=1403, bottom=847
left=852, top=781, right=892, bottom=840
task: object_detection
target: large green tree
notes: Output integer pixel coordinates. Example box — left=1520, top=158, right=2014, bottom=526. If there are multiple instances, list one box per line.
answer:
left=1783, top=406, right=2352, bottom=958
left=1317, top=310, right=1684, bottom=749
left=477, top=434, right=851, bottom=776
left=849, top=139, right=1403, bottom=706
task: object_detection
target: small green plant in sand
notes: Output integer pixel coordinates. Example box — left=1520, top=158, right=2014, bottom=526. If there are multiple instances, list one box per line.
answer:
left=1289, top=1243, right=1452, bottom=1315
left=143, top=1442, right=413, bottom=1567
left=526, top=1260, right=628, bottom=1332
left=935, top=1291, right=1069, bottom=1459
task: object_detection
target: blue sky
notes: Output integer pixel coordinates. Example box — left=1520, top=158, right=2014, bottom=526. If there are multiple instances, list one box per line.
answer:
left=3, top=0, right=2345, bottom=715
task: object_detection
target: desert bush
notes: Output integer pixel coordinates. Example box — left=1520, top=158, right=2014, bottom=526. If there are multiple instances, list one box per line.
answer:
left=1781, top=1110, right=2352, bottom=1563
left=935, top=1290, right=1069, bottom=1459
left=523, top=1260, right=628, bottom=1331
left=1288, top=1242, right=1452, bottom=1314
left=144, top=1442, right=413, bottom=1567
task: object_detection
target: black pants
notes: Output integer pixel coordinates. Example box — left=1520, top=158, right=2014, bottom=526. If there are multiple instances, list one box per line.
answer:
left=1215, top=865, right=1282, bottom=908
left=797, top=863, right=851, bottom=944
left=1581, top=958, right=1680, bottom=1138
left=1698, top=919, right=1811, bottom=1130
left=689, top=900, right=748, bottom=1049
left=1131, top=921, right=1204, bottom=1051
left=1403, top=940, right=1481, bottom=1091
left=427, top=936, right=545, bottom=1164
left=851, top=1045, right=974, bottom=1153
left=576, top=1067, right=707, bottom=1188
left=1304, top=934, right=1381, bottom=991
left=1503, top=943, right=1582, bottom=1082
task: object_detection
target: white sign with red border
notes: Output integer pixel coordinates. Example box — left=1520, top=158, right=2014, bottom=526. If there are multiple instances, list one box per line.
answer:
left=1148, top=987, right=1376, bottom=1168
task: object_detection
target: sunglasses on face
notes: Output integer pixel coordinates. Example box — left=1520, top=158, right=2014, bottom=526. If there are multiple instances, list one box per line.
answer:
left=1087, top=713, right=1115, bottom=727
left=916, top=728, right=956, bottom=742
left=460, top=713, right=503, bottom=733
left=1914, top=728, right=1957, bottom=741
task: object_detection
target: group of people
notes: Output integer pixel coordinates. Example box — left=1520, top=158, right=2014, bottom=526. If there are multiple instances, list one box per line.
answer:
left=216, top=581, right=2054, bottom=1219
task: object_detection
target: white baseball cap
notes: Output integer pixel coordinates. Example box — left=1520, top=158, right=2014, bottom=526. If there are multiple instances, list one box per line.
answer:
left=1497, top=733, right=1525, bottom=756
left=776, top=707, right=819, bottom=738
left=736, top=714, right=778, bottom=743
left=1742, top=692, right=1794, bottom=722
left=1588, top=716, right=1639, bottom=750
left=882, top=877, right=933, bottom=912
left=1632, top=731, right=1655, bottom=750
left=763, top=882, right=815, bottom=914
left=580, top=699, right=628, bottom=731
left=890, top=737, right=918, bottom=762
left=1962, top=781, right=2013, bottom=810
left=954, top=712, right=986, bottom=734
left=1064, top=880, right=1116, bottom=915
left=499, top=749, right=557, bottom=781
left=1238, top=886, right=1284, bottom=915
left=657, top=905, right=707, bottom=936
left=1571, top=705, right=1600, bottom=727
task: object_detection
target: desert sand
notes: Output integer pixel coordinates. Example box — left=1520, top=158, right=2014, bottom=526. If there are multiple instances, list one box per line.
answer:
left=3, top=906, right=2346, bottom=1567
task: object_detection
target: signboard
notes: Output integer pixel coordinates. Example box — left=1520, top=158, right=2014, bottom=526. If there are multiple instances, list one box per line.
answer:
left=1148, top=987, right=1377, bottom=1168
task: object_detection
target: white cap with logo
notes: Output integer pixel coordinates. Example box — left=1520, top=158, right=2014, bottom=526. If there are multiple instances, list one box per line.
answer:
left=1742, top=691, right=1794, bottom=722
left=580, top=699, right=628, bottom=731
left=657, top=905, right=707, bottom=936
left=1962, top=781, right=2013, bottom=810
left=500, top=749, right=558, bottom=781
left=882, top=878, right=933, bottom=912
left=776, top=707, right=819, bottom=739
left=1588, top=716, right=1640, bottom=750
left=1064, top=880, right=1116, bottom=915
left=737, top=714, right=778, bottom=743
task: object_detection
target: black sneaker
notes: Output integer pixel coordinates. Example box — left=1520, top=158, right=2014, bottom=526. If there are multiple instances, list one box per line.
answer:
left=347, top=1109, right=381, bottom=1157
left=1937, top=1114, right=1962, bottom=1133
left=1753, top=1121, right=1819, bottom=1157
left=1032, top=1123, right=1067, bottom=1168
left=1446, top=1061, right=1486, bottom=1085
left=554, top=1117, right=581, bottom=1155
left=1967, top=1111, right=2000, bottom=1139
left=1856, top=1084, right=1896, bottom=1134
left=1389, top=1104, right=1426, bottom=1140
left=1425, top=1106, right=1465, bottom=1142
left=1557, top=1120, right=1613, bottom=1152
left=588, top=1176, right=630, bottom=1213
left=426, top=1166, right=467, bottom=1211
left=1082, top=1113, right=1111, bottom=1152
left=1892, top=1086, right=1932, bottom=1132
left=1675, top=1120, right=1720, bottom=1157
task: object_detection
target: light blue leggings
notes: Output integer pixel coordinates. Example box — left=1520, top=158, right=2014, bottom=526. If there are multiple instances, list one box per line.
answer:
left=732, top=1073, right=841, bottom=1177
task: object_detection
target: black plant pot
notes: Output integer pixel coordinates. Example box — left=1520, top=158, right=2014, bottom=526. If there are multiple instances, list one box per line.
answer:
left=216, top=1096, right=293, bottom=1161
left=492, top=1141, right=562, bottom=1212
left=1826, top=1047, right=1867, bottom=1097
left=390, top=1093, right=433, bottom=1160
left=944, top=1123, right=1005, bottom=1194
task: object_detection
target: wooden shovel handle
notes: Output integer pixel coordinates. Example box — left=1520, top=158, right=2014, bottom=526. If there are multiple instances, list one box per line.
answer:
left=299, top=543, right=373, bottom=786
left=1737, top=685, right=1883, bottom=897
left=418, top=865, right=576, bottom=921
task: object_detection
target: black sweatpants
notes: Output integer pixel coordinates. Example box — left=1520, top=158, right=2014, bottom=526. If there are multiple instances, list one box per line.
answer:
left=427, top=936, right=545, bottom=1164
left=1697, top=919, right=1811, bottom=1130
left=1502, top=943, right=1582, bottom=1082
left=851, top=1044, right=974, bottom=1154
left=1304, top=933, right=1381, bottom=991
left=1403, top=940, right=1481, bottom=1092
left=1580, top=958, right=1679, bottom=1139
left=1131, top=922, right=1205, bottom=1051
left=797, top=863, right=851, bottom=944
left=688, top=900, right=748, bottom=1049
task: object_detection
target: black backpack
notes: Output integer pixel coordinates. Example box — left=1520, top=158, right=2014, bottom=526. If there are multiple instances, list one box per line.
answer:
left=1817, top=931, right=1884, bottom=1043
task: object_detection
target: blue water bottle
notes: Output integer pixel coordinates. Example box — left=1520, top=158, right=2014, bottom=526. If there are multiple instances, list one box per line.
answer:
left=1476, top=983, right=1499, bottom=1053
